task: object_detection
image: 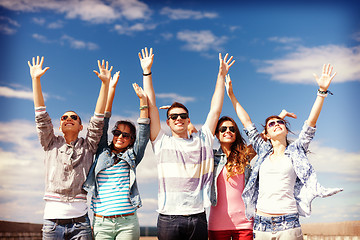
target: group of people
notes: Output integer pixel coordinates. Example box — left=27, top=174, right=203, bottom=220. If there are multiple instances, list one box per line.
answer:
left=29, top=47, right=342, bottom=240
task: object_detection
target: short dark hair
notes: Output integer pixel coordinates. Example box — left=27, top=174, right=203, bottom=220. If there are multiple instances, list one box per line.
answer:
left=166, top=102, right=189, bottom=118
left=63, top=110, right=82, bottom=125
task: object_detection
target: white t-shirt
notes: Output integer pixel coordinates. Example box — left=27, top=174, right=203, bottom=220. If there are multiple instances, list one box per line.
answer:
left=256, top=154, right=298, bottom=214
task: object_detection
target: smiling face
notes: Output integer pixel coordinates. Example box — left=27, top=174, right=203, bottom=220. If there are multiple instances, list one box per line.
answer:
left=112, top=123, right=134, bottom=153
left=216, top=120, right=236, bottom=145
left=265, top=117, right=288, bottom=141
left=59, top=111, right=83, bottom=135
left=166, top=107, right=190, bottom=138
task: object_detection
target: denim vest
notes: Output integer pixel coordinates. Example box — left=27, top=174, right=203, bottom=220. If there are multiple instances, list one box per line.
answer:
left=35, top=111, right=104, bottom=202
left=210, top=147, right=252, bottom=206
left=242, top=122, right=343, bottom=220
left=83, top=115, right=150, bottom=208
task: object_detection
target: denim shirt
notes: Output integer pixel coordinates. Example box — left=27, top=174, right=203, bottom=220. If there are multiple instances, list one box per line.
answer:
left=83, top=113, right=150, bottom=208
left=210, top=147, right=252, bottom=206
left=242, top=122, right=343, bottom=220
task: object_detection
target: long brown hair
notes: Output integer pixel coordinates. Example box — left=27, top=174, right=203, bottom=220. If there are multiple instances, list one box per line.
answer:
left=216, top=116, right=253, bottom=180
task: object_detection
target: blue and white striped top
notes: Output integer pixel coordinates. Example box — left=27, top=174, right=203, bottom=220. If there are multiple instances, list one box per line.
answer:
left=91, top=160, right=136, bottom=216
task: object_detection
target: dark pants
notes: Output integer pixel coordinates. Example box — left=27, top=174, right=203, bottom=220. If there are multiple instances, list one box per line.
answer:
left=157, top=212, right=208, bottom=240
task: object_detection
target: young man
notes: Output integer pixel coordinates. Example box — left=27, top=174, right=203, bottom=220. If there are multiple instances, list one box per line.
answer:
left=138, top=48, right=235, bottom=240
left=28, top=56, right=112, bottom=239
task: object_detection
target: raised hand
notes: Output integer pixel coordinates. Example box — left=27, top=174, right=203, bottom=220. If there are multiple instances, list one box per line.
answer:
left=28, top=56, right=50, bottom=80
left=279, top=109, right=297, bottom=119
left=132, top=83, right=147, bottom=101
left=219, top=53, right=235, bottom=77
left=110, top=71, right=120, bottom=88
left=94, top=59, right=113, bottom=84
left=313, top=64, right=337, bottom=91
left=138, top=47, right=154, bottom=74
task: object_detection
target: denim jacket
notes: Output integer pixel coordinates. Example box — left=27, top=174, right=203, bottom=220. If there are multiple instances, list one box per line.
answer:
left=210, top=147, right=252, bottom=206
left=242, top=122, right=343, bottom=220
left=35, top=111, right=104, bottom=202
left=83, top=113, right=150, bottom=208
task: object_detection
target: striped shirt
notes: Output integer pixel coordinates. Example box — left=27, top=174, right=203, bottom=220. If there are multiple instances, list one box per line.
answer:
left=152, top=125, right=215, bottom=215
left=91, top=159, right=136, bottom=216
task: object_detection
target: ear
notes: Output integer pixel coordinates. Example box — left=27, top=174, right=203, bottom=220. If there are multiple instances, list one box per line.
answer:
left=166, top=119, right=170, bottom=126
left=79, top=124, right=83, bottom=131
left=59, top=126, right=62, bottom=132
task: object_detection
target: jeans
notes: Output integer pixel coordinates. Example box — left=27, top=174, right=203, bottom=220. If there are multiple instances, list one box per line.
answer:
left=208, top=229, right=253, bottom=240
left=157, top=212, right=208, bottom=240
left=93, top=213, right=140, bottom=240
left=42, top=215, right=92, bottom=240
left=253, top=213, right=303, bottom=240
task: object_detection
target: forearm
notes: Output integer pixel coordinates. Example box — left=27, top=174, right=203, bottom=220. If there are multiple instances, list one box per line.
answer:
left=228, top=92, right=252, bottom=128
left=139, top=96, right=148, bottom=119
left=307, top=95, right=325, bottom=127
left=32, top=77, right=45, bottom=108
left=94, top=82, right=109, bottom=114
left=105, top=85, right=116, bottom=113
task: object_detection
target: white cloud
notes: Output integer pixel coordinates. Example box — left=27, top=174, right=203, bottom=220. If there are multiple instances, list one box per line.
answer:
left=0, top=16, right=20, bottom=35
left=177, top=30, right=228, bottom=52
left=156, top=93, right=196, bottom=104
left=0, top=0, right=151, bottom=23
left=47, top=20, right=64, bottom=29
left=32, top=17, right=46, bottom=25
left=61, top=35, right=99, bottom=50
left=308, top=142, right=360, bottom=181
left=0, top=86, right=34, bottom=100
left=114, top=22, right=157, bottom=35
left=256, top=44, right=360, bottom=84
left=160, top=7, right=218, bottom=20
left=268, top=36, right=301, bottom=44
left=32, top=33, right=52, bottom=43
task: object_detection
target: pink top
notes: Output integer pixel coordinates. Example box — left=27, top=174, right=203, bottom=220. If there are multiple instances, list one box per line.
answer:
left=208, top=167, right=253, bottom=230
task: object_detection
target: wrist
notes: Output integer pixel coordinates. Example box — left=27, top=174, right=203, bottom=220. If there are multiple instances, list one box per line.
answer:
left=143, top=71, right=152, bottom=76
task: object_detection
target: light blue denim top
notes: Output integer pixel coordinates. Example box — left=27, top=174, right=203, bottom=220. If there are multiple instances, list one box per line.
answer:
left=242, top=121, right=343, bottom=220
left=83, top=112, right=150, bottom=208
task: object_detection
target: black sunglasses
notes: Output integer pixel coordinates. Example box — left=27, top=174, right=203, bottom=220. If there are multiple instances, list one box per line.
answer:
left=219, top=126, right=235, bottom=133
left=61, top=115, right=78, bottom=121
left=267, top=120, right=285, bottom=128
left=112, top=130, right=132, bottom=139
left=168, top=113, right=189, bottom=120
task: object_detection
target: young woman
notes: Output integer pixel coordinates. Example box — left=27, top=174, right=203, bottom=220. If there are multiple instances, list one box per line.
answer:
left=83, top=71, right=150, bottom=240
left=208, top=116, right=255, bottom=240
left=225, top=64, right=342, bottom=239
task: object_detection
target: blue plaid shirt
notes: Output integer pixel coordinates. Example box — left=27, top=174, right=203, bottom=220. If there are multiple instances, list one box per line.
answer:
left=242, top=121, right=343, bottom=220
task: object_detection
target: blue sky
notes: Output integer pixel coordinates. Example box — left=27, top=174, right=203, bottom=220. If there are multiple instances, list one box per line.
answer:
left=0, top=0, right=359, bottom=226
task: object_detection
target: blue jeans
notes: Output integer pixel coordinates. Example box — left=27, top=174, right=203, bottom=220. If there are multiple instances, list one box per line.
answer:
left=253, top=213, right=303, bottom=239
left=42, top=215, right=92, bottom=240
left=157, top=212, right=208, bottom=240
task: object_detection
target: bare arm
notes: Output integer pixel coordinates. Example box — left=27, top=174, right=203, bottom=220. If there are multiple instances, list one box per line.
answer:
left=105, top=71, right=120, bottom=113
left=28, top=56, right=50, bottom=108
left=139, top=47, right=160, bottom=141
left=132, top=83, right=149, bottom=119
left=205, top=53, right=235, bottom=134
left=93, top=60, right=112, bottom=115
left=307, top=64, right=336, bottom=127
left=225, top=74, right=253, bottom=128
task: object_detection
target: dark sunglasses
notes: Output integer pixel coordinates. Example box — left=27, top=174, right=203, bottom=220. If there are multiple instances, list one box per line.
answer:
left=267, top=120, right=285, bottom=128
left=219, top=126, right=235, bottom=133
left=112, top=130, right=132, bottom=139
left=168, top=113, right=189, bottom=120
left=61, top=115, right=78, bottom=121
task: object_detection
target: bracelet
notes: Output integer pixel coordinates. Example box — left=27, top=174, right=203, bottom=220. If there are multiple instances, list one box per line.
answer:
left=140, top=105, right=149, bottom=110
left=317, top=89, right=333, bottom=98
left=143, top=72, right=152, bottom=76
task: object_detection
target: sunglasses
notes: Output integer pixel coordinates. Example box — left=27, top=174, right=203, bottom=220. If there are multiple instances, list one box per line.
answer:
left=61, top=115, right=79, bottom=121
left=267, top=120, right=285, bottom=128
left=219, top=126, right=235, bottom=133
left=168, top=113, right=189, bottom=120
left=112, top=130, right=132, bottom=139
